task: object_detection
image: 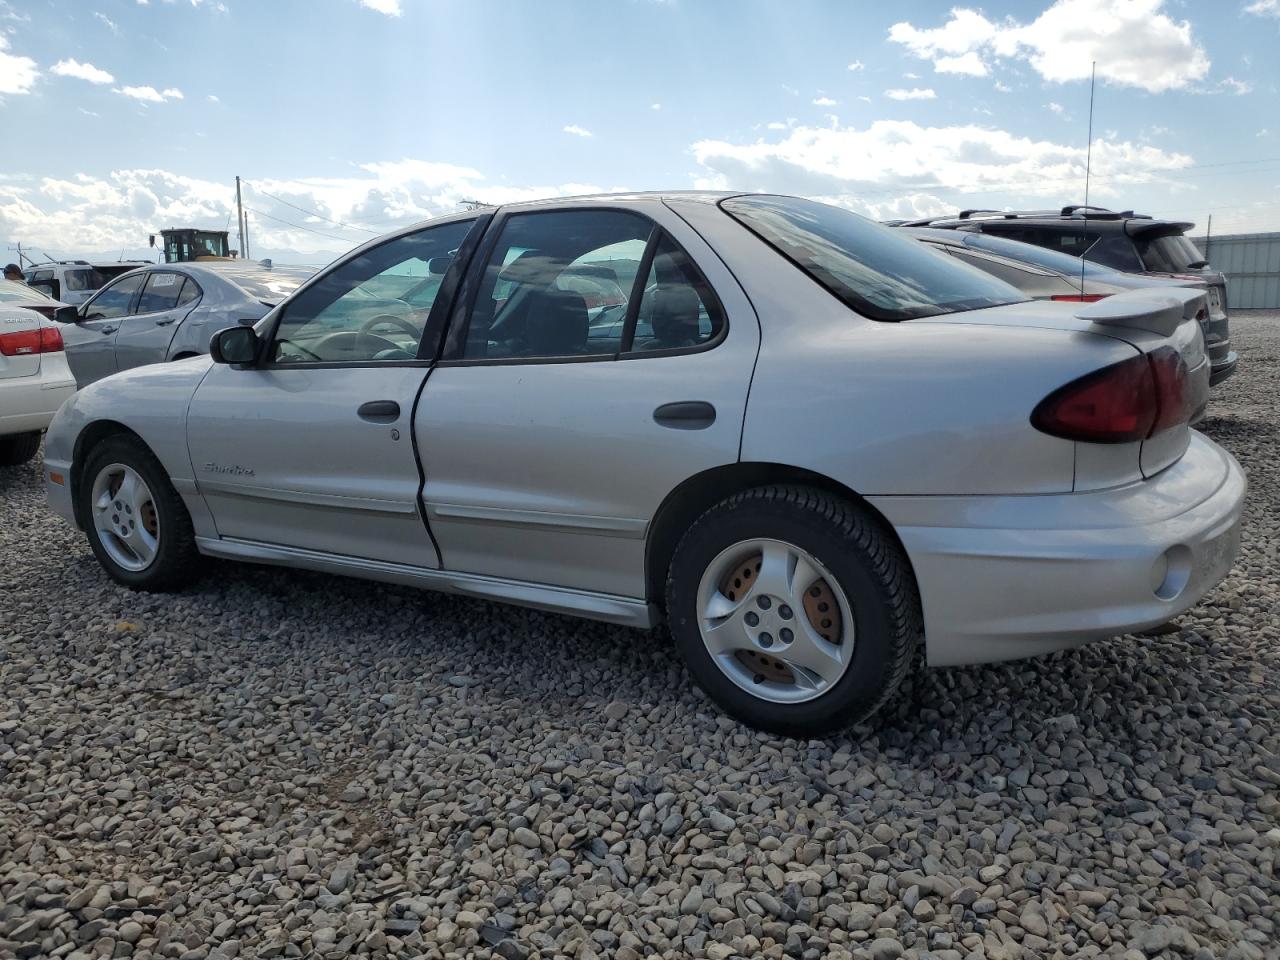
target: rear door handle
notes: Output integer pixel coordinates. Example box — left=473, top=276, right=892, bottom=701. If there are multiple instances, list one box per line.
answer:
left=358, top=400, right=400, bottom=422
left=654, top=401, right=716, bottom=430
left=100, top=326, right=117, bottom=335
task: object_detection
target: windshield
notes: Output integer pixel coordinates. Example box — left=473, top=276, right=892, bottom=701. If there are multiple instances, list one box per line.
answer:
left=722, top=196, right=1026, bottom=320
left=1137, top=233, right=1207, bottom=273
left=959, top=232, right=1123, bottom=278
left=0, top=279, right=53, bottom=303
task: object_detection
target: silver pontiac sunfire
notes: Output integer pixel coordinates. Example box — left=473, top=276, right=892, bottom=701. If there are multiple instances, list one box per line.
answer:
left=43, top=193, right=1246, bottom=736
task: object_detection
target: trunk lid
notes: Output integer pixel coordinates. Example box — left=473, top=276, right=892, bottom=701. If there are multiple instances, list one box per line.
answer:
left=0, top=307, right=44, bottom=379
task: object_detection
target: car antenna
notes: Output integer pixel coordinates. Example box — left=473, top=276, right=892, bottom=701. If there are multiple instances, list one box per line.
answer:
left=1079, top=61, right=1096, bottom=297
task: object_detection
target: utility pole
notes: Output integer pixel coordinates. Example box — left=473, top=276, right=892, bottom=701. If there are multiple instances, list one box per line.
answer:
left=235, top=176, right=246, bottom=260
left=6, top=241, right=32, bottom=268
left=1204, top=213, right=1213, bottom=264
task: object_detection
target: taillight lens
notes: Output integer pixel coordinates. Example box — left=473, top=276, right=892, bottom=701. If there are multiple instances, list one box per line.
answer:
left=0, top=326, right=64, bottom=356
left=1032, top=346, right=1190, bottom=444
left=1050, top=294, right=1109, bottom=302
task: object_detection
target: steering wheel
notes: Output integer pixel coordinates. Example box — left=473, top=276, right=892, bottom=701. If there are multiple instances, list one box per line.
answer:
left=356, top=313, right=420, bottom=358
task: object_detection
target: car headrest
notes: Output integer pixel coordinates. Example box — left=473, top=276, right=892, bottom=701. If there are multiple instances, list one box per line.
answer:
left=526, top=289, right=589, bottom=355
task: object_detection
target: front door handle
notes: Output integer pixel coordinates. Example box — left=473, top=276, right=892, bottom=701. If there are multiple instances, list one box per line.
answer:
left=155, top=317, right=176, bottom=326
left=654, top=401, right=716, bottom=430
left=358, top=400, right=400, bottom=423
left=100, top=326, right=117, bottom=335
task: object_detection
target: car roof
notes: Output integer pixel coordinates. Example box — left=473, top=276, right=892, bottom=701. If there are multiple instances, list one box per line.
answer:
left=898, top=206, right=1195, bottom=234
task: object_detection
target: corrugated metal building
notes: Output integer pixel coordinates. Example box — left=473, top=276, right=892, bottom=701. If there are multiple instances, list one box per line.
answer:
left=1192, top=232, right=1280, bottom=309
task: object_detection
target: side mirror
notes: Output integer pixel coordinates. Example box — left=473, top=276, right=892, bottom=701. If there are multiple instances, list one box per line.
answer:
left=427, top=256, right=452, bottom=276
left=209, top=325, right=260, bottom=365
left=54, top=305, right=79, bottom=325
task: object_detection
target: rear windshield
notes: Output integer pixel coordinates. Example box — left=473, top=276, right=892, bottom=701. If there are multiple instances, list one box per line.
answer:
left=0, top=278, right=52, bottom=303
left=721, top=196, right=1026, bottom=320
left=1137, top=233, right=1208, bottom=273
left=227, top=270, right=313, bottom=304
left=959, top=232, right=1124, bottom=279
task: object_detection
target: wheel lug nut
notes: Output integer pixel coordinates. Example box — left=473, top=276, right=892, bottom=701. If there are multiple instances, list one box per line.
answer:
left=780, top=628, right=794, bottom=644
left=759, top=632, right=773, bottom=648
left=745, top=612, right=759, bottom=627
left=779, top=605, right=793, bottom=620
left=757, top=596, right=772, bottom=610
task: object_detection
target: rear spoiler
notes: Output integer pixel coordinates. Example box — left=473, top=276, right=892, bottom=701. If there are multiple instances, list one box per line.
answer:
left=1124, top=219, right=1194, bottom=238
left=1074, top=287, right=1206, bottom=337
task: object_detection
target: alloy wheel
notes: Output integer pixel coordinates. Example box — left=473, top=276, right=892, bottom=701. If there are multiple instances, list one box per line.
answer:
left=90, top=463, right=159, bottom=572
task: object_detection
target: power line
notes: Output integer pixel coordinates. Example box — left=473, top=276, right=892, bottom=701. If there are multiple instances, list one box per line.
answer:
left=242, top=179, right=382, bottom=235
left=243, top=207, right=367, bottom=245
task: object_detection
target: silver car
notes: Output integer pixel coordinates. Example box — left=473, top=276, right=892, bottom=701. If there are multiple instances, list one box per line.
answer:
left=42, top=193, right=1245, bottom=736
left=62, top=262, right=315, bottom=388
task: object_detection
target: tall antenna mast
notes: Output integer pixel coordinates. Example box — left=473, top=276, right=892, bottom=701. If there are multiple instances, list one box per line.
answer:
left=1080, top=61, right=1096, bottom=295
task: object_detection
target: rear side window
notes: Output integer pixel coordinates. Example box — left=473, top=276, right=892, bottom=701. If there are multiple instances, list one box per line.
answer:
left=631, top=234, right=724, bottom=352
left=137, top=272, right=186, bottom=313
left=64, top=268, right=107, bottom=291
left=981, top=225, right=1143, bottom=272
left=1136, top=233, right=1207, bottom=273
left=722, top=196, right=1025, bottom=320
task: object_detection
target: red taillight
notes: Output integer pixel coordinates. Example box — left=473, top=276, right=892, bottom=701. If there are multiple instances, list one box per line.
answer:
left=1050, top=294, right=1109, bottom=302
left=1032, top=347, right=1192, bottom=444
left=0, top=326, right=63, bottom=356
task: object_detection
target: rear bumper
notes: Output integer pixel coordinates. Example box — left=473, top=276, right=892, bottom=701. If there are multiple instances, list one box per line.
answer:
left=1208, top=349, right=1238, bottom=386
left=0, top=364, right=76, bottom=437
left=869, top=432, right=1245, bottom=666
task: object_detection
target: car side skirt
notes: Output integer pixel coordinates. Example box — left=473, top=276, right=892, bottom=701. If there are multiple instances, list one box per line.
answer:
left=195, top=536, right=658, bottom=629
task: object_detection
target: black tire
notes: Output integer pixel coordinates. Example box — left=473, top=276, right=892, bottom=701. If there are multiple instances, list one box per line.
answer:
left=665, top=485, right=921, bottom=737
left=0, top=431, right=41, bottom=466
left=79, top=435, right=202, bottom=591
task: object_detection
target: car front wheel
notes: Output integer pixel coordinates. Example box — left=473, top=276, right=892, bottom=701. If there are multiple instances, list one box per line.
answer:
left=666, top=486, right=921, bottom=737
left=79, top=436, right=201, bottom=590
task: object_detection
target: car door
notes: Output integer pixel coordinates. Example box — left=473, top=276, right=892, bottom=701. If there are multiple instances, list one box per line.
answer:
left=62, top=272, right=146, bottom=387
left=113, top=271, right=200, bottom=372
left=184, top=216, right=481, bottom=567
left=416, top=204, right=759, bottom=599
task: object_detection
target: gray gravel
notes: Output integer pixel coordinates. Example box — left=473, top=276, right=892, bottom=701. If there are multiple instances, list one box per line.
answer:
left=3, top=312, right=1278, bottom=960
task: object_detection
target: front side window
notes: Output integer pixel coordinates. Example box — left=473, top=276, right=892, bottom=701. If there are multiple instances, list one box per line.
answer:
left=136, top=272, right=186, bottom=314
left=83, top=273, right=145, bottom=320
left=272, top=219, right=474, bottom=363
left=461, top=210, right=651, bottom=359
left=722, top=196, right=1025, bottom=321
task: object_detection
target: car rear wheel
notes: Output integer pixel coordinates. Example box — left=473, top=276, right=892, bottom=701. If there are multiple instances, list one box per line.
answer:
left=79, top=436, right=201, bottom=590
left=0, top=431, right=41, bottom=466
left=666, top=486, right=921, bottom=737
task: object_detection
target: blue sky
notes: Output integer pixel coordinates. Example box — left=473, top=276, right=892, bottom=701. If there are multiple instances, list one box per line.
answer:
left=2, top=0, right=1278, bottom=264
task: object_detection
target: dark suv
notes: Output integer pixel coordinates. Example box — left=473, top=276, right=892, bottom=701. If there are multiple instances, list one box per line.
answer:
left=897, top=205, right=1238, bottom=385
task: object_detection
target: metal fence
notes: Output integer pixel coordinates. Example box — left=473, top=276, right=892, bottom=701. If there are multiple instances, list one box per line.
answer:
left=1191, top=232, right=1280, bottom=309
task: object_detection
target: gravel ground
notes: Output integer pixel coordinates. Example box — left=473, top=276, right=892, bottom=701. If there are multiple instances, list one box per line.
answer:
left=2, top=312, right=1277, bottom=960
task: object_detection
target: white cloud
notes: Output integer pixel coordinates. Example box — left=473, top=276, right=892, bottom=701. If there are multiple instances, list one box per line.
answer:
left=885, top=87, right=936, bottom=100
left=206, top=93, right=219, bottom=102
left=847, top=60, right=864, bottom=71
left=993, top=80, right=1011, bottom=92
left=1244, top=0, right=1278, bottom=15
left=689, top=119, right=1194, bottom=212
left=0, top=34, right=38, bottom=96
left=357, top=0, right=401, bottom=14
left=812, top=96, right=837, bottom=106
left=1046, top=101, right=1064, bottom=114
left=888, top=0, right=1210, bottom=93
left=857, top=95, right=871, bottom=103
left=903, top=72, right=920, bottom=80
left=562, top=124, right=593, bottom=138
left=934, top=51, right=988, bottom=76
left=766, top=121, right=788, bottom=130
left=1219, top=76, right=1251, bottom=95
left=93, top=12, right=120, bottom=33
left=650, top=102, right=661, bottom=110
left=51, top=58, right=115, bottom=85
left=0, top=162, right=624, bottom=260
left=115, top=84, right=183, bottom=102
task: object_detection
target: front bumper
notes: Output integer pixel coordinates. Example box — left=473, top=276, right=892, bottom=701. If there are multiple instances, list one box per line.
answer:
left=869, top=432, right=1246, bottom=667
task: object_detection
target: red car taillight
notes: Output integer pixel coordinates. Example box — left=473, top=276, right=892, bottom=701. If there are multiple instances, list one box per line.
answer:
left=1050, top=294, right=1109, bottom=302
left=0, top=326, right=64, bottom=356
left=1031, top=346, right=1189, bottom=444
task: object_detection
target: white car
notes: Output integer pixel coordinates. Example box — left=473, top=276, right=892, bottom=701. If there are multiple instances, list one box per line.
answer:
left=1, top=302, right=76, bottom=465
left=41, top=193, right=1246, bottom=735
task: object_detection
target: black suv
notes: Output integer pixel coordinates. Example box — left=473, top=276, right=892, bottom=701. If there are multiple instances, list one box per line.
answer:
left=897, top=205, right=1237, bottom=385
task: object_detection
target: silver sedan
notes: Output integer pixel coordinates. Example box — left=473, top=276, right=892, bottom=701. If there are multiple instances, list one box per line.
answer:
left=42, top=193, right=1245, bottom=736
left=61, top=262, right=315, bottom=388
